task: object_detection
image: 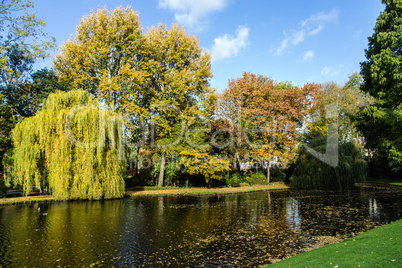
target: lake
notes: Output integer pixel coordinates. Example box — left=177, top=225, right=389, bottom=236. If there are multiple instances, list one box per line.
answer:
left=0, top=184, right=401, bottom=267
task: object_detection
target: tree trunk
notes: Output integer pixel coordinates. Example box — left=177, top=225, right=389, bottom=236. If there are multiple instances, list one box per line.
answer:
left=158, top=152, right=166, bottom=187
left=235, top=151, right=241, bottom=172
left=135, top=147, right=140, bottom=175
left=208, top=178, right=213, bottom=188
left=267, top=161, right=270, bottom=184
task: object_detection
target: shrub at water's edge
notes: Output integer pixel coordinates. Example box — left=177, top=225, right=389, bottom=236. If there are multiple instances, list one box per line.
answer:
left=6, top=90, right=126, bottom=200
left=0, top=176, right=6, bottom=198
left=224, top=169, right=286, bottom=186
left=290, top=137, right=367, bottom=190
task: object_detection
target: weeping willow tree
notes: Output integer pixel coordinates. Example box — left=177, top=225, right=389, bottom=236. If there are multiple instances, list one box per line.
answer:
left=290, top=137, right=367, bottom=190
left=9, top=90, right=126, bottom=200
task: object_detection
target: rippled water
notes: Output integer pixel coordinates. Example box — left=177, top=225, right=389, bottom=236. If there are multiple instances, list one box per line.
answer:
left=0, top=184, right=401, bottom=267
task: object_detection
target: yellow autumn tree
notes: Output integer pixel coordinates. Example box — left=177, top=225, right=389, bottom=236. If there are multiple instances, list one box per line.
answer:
left=54, top=6, right=217, bottom=186
left=10, top=90, right=126, bottom=200
left=53, top=6, right=144, bottom=113
left=179, top=150, right=231, bottom=185
left=142, top=23, right=216, bottom=186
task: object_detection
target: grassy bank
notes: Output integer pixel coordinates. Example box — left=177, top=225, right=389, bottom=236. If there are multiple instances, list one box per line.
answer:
left=0, top=195, right=54, bottom=206
left=0, top=183, right=289, bottom=206
left=266, top=219, right=402, bottom=268
left=125, top=183, right=289, bottom=197
left=365, top=179, right=402, bottom=186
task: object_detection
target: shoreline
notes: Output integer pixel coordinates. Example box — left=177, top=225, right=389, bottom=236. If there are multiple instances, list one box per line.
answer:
left=2, top=181, right=400, bottom=206
left=125, top=183, right=289, bottom=197
left=265, top=218, right=402, bottom=267
left=1, top=183, right=401, bottom=267
left=0, top=183, right=289, bottom=206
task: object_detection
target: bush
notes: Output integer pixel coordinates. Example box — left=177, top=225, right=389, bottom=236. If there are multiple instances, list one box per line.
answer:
left=125, top=169, right=154, bottom=187
left=248, top=172, right=268, bottom=185
left=225, top=172, right=247, bottom=186
left=224, top=169, right=287, bottom=186
left=270, top=168, right=286, bottom=182
left=0, top=177, right=6, bottom=198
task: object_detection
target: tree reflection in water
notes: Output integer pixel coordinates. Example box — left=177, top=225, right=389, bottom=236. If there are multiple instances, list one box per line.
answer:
left=0, top=184, right=401, bottom=267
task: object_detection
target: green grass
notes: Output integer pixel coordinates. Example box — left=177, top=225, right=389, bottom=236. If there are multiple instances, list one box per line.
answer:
left=0, top=195, right=54, bottom=206
left=389, top=182, right=402, bottom=186
left=267, top=219, right=402, bottom=268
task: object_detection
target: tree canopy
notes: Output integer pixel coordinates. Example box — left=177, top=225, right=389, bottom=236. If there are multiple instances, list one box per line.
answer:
left=219, top=72, right=321, bottom=182
left=1, top=3, right=388, bottom=192
left=356, top=0, right=402, bottom=172
left=53, top=6, right=143, bottom=111
left=0, top=0, right=56, bottom=177
left=9, top=90, right=126, bottom=200
left=304, top=73, right=374, bottom=146
left=0, top=0, right=55, bottom=85
left=290, top=137, right=367, bottom=190
left=54, top=7, right=217, bottom=186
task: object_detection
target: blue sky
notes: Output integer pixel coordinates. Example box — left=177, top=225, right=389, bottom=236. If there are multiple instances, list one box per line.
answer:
left=34, top=0, right=384, bottom=92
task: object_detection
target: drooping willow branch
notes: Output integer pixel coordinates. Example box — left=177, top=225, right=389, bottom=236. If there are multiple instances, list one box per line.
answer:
left=10, top=90, right=126, bottom=200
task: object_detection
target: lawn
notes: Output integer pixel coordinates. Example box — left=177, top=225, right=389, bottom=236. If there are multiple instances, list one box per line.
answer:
left=365, top=179, right=402, bottom=186
left=0, top=195, right=54, bottom=206
left=267, top=218, right=402, bottom=267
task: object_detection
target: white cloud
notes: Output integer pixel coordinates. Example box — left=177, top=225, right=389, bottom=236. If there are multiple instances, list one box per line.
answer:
left=158, top=0, right=228, bottom=31
left=321, top=66, right=332, bottom=75
left=210, top=25, right=250, bottom=63
left=276, top=9, right=339, bottom=55
left=303, top=50, right=314, bottom=61
left=321, top=65, right=343, bottom=76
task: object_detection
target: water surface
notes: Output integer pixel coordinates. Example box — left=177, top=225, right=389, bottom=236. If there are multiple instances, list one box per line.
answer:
left=0, top=184, right=401, bottom=267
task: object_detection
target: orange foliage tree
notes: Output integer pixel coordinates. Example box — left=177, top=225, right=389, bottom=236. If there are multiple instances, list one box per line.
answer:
left=219, top=72, right=321, bottom=182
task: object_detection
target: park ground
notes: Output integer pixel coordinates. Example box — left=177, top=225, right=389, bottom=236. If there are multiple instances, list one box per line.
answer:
left=266, top=218, right=401, bottom=267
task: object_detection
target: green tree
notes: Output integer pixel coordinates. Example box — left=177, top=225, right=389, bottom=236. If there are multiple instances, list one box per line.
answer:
left=356, top=0, right=402, bottom=172
left=0, top=95, right=13, bottom=161
left=304, top=73, right=374, bottom=147
left=3, top=68, right=68, bottom=118
left=0, top=66, right=67, bottom=184
left=290, top=137, right=367, bottom=190
left=9, top=90, right=126, bottom=200
left=0, top=1, right=55, bottom=186
left=0, top=0, right=55, bottom=84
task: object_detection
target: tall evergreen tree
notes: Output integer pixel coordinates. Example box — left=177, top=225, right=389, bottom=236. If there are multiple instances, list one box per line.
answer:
left=356, top=0, right=402, bottom=173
